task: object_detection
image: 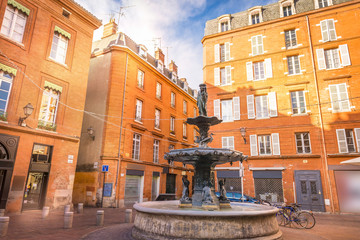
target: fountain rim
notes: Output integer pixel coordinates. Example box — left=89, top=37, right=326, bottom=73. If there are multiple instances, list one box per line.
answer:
left=133, top=200, right=279, bottom=217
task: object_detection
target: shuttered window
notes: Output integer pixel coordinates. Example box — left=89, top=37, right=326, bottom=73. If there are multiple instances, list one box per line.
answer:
left=248, top=93, right=277, bottom=119
left=222, top=136, right=234, bottom=150
left=285, top=29, right=297, bottom=48
left=336, top=129, right=358, bottom=153
left=320, top=19, right=337, bottom=42
left=295, top=132, right=311, bottom=154
left=247, top=58, right=272, bottom=81
left=135, top=99, right=143, bottom=122
left=250, top=134, right=280, bottom=156
left=287, top=55, right=301, bottom=75
left=329, top=83, right=350, bottom=112
left=317, top=44, right=350, bottom=70
left=251, top=35, right=263, bottom=56
left=291, top=91, right=307, bottom=114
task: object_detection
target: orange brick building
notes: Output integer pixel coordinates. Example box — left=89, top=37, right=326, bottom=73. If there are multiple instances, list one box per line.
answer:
left=73, top=20, right=197, bottom=207
left=0, top=0, right=101, bottom=212
left=203, top=0, right=360, bottom=213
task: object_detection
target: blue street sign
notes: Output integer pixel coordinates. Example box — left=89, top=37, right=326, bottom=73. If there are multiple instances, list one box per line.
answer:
left=102, top=165, right=109, bottom=172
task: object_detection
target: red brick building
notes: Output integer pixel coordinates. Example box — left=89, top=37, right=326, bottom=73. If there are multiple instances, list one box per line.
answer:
left=73, top=20, right=197, bottom=207
left=202, top=0, right=360, bottom=213
left=0, top=0, right=101, bottom=212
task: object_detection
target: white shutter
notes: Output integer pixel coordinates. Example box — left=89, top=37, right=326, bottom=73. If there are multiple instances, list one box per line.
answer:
left=225, top=42, right=230, bottom=61
left=339, top=44, right=351, bottom=66
left=214, top=99, right=221, bottom=119
left=214, top=44, right=220, bottom=63
left=265, top=58, right=273, bottom=78
left=247, top=95, right=255, bottom=119
left=354, top=128, right=360, bottom=152
left=315, top=0, right=319, bottom=9
left=233, top=96, right=240, bottom=120
left=328, top=20, right=337, bottom=41
left=222, top=137, right=227, bottom=148
left=336, top=129, right=348, bottom=153
left=316, top=48, right=326, bottom=70
left=271, top=133, right=280, bottom=155
left=229, top=136, right=234, bottom=150
left=268, top=92, right=278, bottom=117
left=250, top=135, right=258, bottom=156
left=246, top=62, right=253, bottom=81
left=320, top=20, right=329, bottom=42
left=225, top=66, right=231, bottom=85
left=214, top=68, right=220, bottom=86
left=257, top=35, right=263, bottom=54
left=251, top=36, right=257, bottom=55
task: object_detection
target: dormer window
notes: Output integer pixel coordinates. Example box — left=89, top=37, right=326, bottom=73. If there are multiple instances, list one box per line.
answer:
left=171, top=72, right=177, bottom=82
left=279, top=0, right=295, bottom=18
left=217, top=14, right=231, bottom=33
left=315, top=0, right=333, bottom=9
left=138, top=44, right=147, bottom=58
left=248, top=6, right=263, bottom=25
left=157, top=60, right=163, bottom=73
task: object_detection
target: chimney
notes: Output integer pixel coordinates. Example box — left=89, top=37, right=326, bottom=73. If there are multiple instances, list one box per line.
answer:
left=169, top=60, right=178, bottom=74
left=102, top=19, right=117, bottom=38
left=155, top=48, right=165, bottom=63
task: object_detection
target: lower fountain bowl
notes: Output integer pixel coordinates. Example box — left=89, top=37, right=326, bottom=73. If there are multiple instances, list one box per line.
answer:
left=132, top=200, right=282, bottom=240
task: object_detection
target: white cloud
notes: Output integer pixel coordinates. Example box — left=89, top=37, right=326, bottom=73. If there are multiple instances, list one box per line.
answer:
left=76, top=0, right=206, bottom=89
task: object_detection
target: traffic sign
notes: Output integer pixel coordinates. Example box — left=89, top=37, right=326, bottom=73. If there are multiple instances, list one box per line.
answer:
left=102, top=165, right=109, bottom=172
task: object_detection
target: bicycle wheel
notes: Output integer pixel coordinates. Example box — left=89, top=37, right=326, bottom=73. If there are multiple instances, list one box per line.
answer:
left=276, top=210, right=290, bottom=226
left=292, top=212, right=309, bottom=229
left=298, top=212, right=316, bottom=229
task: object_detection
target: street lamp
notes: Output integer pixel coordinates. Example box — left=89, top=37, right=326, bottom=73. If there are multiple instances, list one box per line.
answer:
left=18, top=103, right=34, bottom=127
left=240, top=127, right=246, bottom=144
left=87, top=126, right=95, bottom=140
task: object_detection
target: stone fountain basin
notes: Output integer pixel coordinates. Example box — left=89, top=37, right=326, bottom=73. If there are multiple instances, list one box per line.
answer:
left=132, top=201, right=282, bottom=240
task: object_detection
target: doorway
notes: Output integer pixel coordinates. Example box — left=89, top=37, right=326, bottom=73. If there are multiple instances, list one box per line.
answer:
left=23, top=172, right=48, bottom=210
left=295, top=170, right=325, bottom=212
left=166, top=174, right=176, bottom=194
left=151, top=176, right=160, bottom=201
left=124, top=175, right=141, bottom=206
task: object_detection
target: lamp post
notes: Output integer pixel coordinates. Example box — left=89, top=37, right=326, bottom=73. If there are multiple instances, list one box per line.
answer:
left=18, top=103, right=34, bottom=127
left=240, top=127, right=246, bottom=144
left=239, top=127, right=247, bottom=202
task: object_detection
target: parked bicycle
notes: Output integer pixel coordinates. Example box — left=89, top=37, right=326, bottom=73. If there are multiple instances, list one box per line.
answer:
left=275, top=203, right=316, bottom=229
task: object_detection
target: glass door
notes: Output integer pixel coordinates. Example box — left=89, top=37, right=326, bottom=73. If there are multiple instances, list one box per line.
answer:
left=23, top=172, right=47, bottom=210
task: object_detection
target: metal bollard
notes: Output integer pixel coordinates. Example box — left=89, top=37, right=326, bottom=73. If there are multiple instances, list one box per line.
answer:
left=64, top=212, right=73, bottom=229
left=0, top=217, right=9, bottom=237
left=0, top=209, right=5, bottom=217
left=64, top=205, right=71, bottom=214
left=125, top=209, right=132, bottom=223
left=42, top=207, right=50, bottom=219
left=77, top=203, right=83, bottom=214
left=96, top=210, right=104, bottom=226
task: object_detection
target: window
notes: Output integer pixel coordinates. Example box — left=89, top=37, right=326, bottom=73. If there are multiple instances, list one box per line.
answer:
left=336, top=129, right=360, bottom=153
left=1, top=2, right=28, bottom=43
left=253, top=62, right=265, bottom=80
left=329, top=83, right=350, bottom=112
left=247, top=93, right=277, bottom=119
left=183, top=122, right=187, bottom=139
left=135, top=99, right=143, bottom=122
left=320, top=19, right=337, bottom=42
left=291, top=91, right=307, bottom=115
left=194, top=107, right=197, bottom=117
left=156, top=82, right=161, bottom=99
left=287, top=56, right=301, bottom=75
left=246, top=59, right=272, bottom=81
left=213, top=97, right=240, bottom=121
left=251, top=35, right=263, bottom=56
left=214, top=66, right=232, bottom=86
left=222, top=136, right=234, bottom=150
left=170, top=116, right=175, bottom=133
left=252, top=14, right=260, bottom=24
left=171, top=92, right=175, bottom=107
left=250, top=133, right=280, bottom=156
left=155, top=109, right=160, bottom=129
left=153, top=140, right=159, bottom=163
left=183, top=101, right=187, bottom=115
left=220, top=44, right=225, bottom=62
left=137, top=70, right=144, bottom=89
left=38, top=86, right=61, bottom=128
left=139, top=45, right=147, bottom=58
left=248, top=7, right=262, bottom=25
left=0, top=68, right=15, bottom=116
left=295, top=132, right=311, bottom=154
left=220, top=21, right=229, bottom=32
left=283, top=6, right=292, bottom=17
left=31, top=144, right=52, bottom=163
left=157, top=61, right=163, bottom=73
left=317, top=0, right=332, bottom=9
left=285, top=29, right=297, bottom=48
left=316, top=45, right=351, bottom=70
left=50, top=28, right=70, bottom=64
left=214, top=43, right=231, bottom=63
left=132, top=134, right=141, bottom=160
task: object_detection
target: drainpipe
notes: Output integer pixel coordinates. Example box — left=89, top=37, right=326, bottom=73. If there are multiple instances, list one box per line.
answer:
left=115, top=52, right=129, bottom=207
left=306, top=15, right=334, bottom=212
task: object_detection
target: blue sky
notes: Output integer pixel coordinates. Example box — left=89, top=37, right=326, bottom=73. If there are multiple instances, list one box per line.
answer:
left=77, top=0, right=276, bottom=89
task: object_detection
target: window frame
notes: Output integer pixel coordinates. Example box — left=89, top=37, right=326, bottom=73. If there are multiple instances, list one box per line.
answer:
left=154, top=108, right=161, bottom=129
left=258, top=135, right=272, bottom=156
left=49, top=31, right=69, bottom=65
left=295, top=132, right=312, bottom=154
left=183, top=100, right=187, bottom=115
left=255, top=95, right=269, bottom=119
left=153, top=139, right=160, bottom=163
left=287, top=55, right=301, bottom=75
left=137, top=69, right=144, bottom=89
left=171, top=92, right=176, bottom=108
left=221, top=99, right=233, bottom=122
left=328, top=83, right=350, bottom=113
left=0, top=70, right=14, bottom=115
left=156, top=82, right=162, bottom=99
left=253, top=61, right=265, bottom=80
left=170, top=115, right=175, bottom=134
left=284, top=29, right=297, bottom=49
left=222, top=136, right=234, bottom=150
left=132, top=133, right=141, bottom=160
left=0, top=3, right=28, bottom=43
left=290, top=91, right=307, bottom=115
left=38, top=88, right=60, bottom=127
left=251, top=35, right=264, bottom=56
left=324, top=48, right=341, bottom=70
left=135, top=99, right=143, bottom=122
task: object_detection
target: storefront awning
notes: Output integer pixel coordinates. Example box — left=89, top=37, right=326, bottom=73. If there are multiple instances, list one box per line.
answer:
left=340, top=157, right=360, bottom=166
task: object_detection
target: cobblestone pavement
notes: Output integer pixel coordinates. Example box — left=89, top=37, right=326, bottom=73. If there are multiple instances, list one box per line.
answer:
left=1, top=208, right=360, bottom=240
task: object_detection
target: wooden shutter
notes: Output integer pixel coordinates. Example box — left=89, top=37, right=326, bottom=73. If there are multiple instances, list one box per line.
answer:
left=268, top=92, right=278, bottom=117
left=320, top=20, right=329, bottom=42
left=233, top=96, right=240, bottom=120
left=225, top=66, right=231, bottom=85
left=251, top=36, right=257, bottom=55
left=222, top=137, right=227, bottom=148
left=271, top=133, right=280, bottom=155
left=257, top=35, right=263, bottom=54
left=339, top=44, right=351, bottom=66
left=246, top=62, right=253, bottom=81
left=214, top=99, right=221, bottom=119
left=328, top=20, right=337, bottom=41
left=336, top=129, right=348, bottom=153
left=247, top=95, right=255, bottom=119
left=265, top=58, right=273, bottom=78
left=214, top=68, right=220, bottom=86
left=316, top=48, right=326, bottom=70
left=214, top=44, right=220, bottom=63
left=250, top=135, right=258, bottom=156
left=355, top=128, right=360, bottom=152
left=229, top=136, right=234, bottom=150
left=225, top=42, right=231, bottom=61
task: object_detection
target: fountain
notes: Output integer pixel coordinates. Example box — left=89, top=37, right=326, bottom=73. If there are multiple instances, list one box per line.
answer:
left=132, top=84, right=282, bottom=239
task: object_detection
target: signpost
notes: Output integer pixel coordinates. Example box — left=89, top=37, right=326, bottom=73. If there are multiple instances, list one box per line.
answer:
left=101, top=165, right=109, bottom=207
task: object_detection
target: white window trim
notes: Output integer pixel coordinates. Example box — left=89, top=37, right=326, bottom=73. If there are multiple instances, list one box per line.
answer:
left=279, top=0, right=295, bottom=18
left=1, top=5, right=27, bottom=43
left=171, top=92, right=175, bottom=108
left=248, top=6, right=263, bottom=25
left=217, top=14, right=231, bottom=33
left=132, top=134, right=141, bottom=160
left=295, top=132, right=312, bottom=154
left=0, top=71, right=14, bottom=114
left=328, top=83, right=351, bottom=113
left=50, top=32, right=69, bottom=65
left=153, top=140, right=160, bottom=163
left=258, top=135, right=272, bottom=156
left=251, top=35, right=264, bottom=56
left=315, top=0, right=333, bottom=9
left=291, top=91, right=308, bottom=115
left=287, top=55, right=302, bottom=76
left=38, top=89, right=60, bottom=126
left=222, top=136, right=235, bottom=150
left=135, top=99, right=143, bottom=122
left=170, top=116, right=175, bottom=133
left=156, top=82, right=162, bottom=99
left=155, top=109, right=161, bottom=129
